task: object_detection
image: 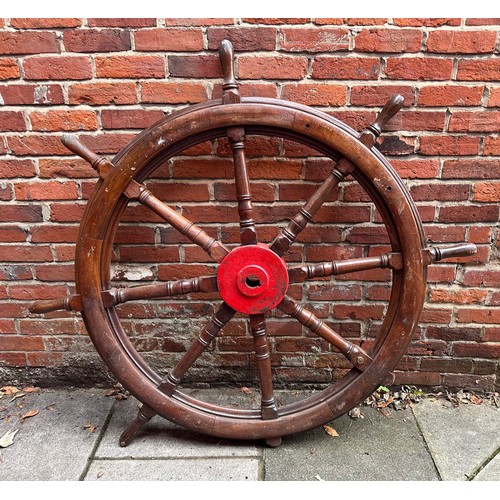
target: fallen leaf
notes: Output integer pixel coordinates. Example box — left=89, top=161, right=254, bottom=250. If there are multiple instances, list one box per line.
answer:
left=239, top=387, right=252, bottom=395
left=45, top=403, right=56, bottom=411
left=323, top=425, right=339, bottom=437
left=315, top=474, right=325, bottom=481
left=22, top=387, right=40, bottom=393
left=10, top=393, right=25, bottom=402
left=97, top=471, right=104, bottom=478
left=0, top=386, right=19, bottom=395
left=21, top=409, right=39, bottom=420
left=84, top=423, right=97, bottom=433
left=348, top=407, right=364, bottom=419
left=470, top=395, right=483, bottom=405
left=376, top=396, right=394, bottom=408
left=0, top=429, right=19, bottom=448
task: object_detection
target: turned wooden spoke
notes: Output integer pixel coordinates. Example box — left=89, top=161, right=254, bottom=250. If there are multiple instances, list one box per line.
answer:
left=157, top=302, right=236, bottom=396
left=278, top=296, right=372, bottom=370
left=288, top=251, right=403, bottom=283
left=124, top=180, right=229, bottom=263
left=227, top=126, right=258, bottom=245
left=250, top=314, right=278, bottom=420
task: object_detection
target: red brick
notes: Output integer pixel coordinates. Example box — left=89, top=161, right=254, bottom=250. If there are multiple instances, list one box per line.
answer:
left=465, top=18, right=500, bottom=26
left=0, top=336, right=45, bottom=351
left=23, top=56, right=92, bottom=80
left=484, top=327, right=500, bottom=341
left=442, top=159, right=500, bottom=179
left=308, top=284, right=362, bottom=301
left=314, top=19, right=345, bottom=25
left=427, top=30, right=497, bottom=53
left=69, top=82, right=137, bottom=105
left=119, top=246, right=179, bottom=263
left=377, top=135, right=416, bottom=155
left=457, top=59, right=500, bottom=81
left=30, top=225, right=79, bottom=243
left=95, top=55, right=165, bottom=78
left=247, top=159, right=303, bottom=179
left=424, top=225, right=466, bottom=243
left=0, top=205, right=43, bottom=222
left=213, top=82, right=278, bottom=99
left=385, top=57, right=453, bottom=80
left=426, top=326, right=482, bottom=342
left=419, top=85, right=484, bottom=106
left=168, top=55, right=221, bottom=78
left=8, top=284, right=67, bottom=301
left=88, top=18, right=156, bottom=27
left=0, top=226, right=26, bottom=242
left=449, top=111, right=500, bottom=132
left=393, top=18, right=460, bottom=27
left=10, top=18, right=82, bottom=28
left=48, top=202, right=85, bottom=222
left=418, top=135, right=480, bottom=155
left=390, top=158, right=440, bottom=179
left=0, top=31, right=59, bottom=55
left=0, top=183, right=13, bottom=201
left=0, top=352, right=27, bottom=366
left=438, top=205, right=499, bottom=223
left=207, top=27, right=277, bottom=51
left=350, top=85, right=415, bottom=106
left=0, top=245, right=51, bottom=261
left=453, top=342, right=500, bottom=359
left=410, top=183, right=470, bottom=201
left=15, top=181, right=78, bottom=201
left=0, top=57, right=20, bottom=79
left=215, top=182, right=275, bottom=202
left=429, top=288, right=488, bottom=304
left=0, top=83, right=64, bottom=105
left=312, top=56, right=380, bottom=80
left=63, top=29, right=131, bottom=53
left=346, top=18, right=387, bottom=26
left=101, top=109, right=165, bottom=129
left=0, top=159, right=36, bottom=178
left=26, top=352, right=64, bottom=367
left=0, top=111, right=26, bottom=131
left=355, top=28, right=422, bottom=52
left=147, top=182, right=210, bottom=202
left=30, top=110, right=98, bottom=132
left=238, top=55, right=308, bottom=80
left=473, top=181, right=500, bottom=202
left=134, top=28, right=203, bottom=51
left=281, top=83, right=347, bottom=106
left=281, top=28, right=349, bottom=52
left=242, top=18, right=309, bottom=25
left=141, top=81, right=207, bottom=104
left=165, top=18, right=234, bottom=26
left=7, top=134, right=73, bottom=156
left=333, top=304, right=385, bottom=321
left=484, top=136, right=500, bottom=155
left=462, top=269, right=500, bottom=287
left=469, top=226, right=492, bottom=243
left=384, top=111, right=446, bottom=131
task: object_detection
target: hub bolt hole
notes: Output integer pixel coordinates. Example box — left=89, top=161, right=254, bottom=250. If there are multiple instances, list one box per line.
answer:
left=245, top=275, right=261, bottom=288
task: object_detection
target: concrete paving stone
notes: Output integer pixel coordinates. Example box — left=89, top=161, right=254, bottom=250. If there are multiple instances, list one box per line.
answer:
left=96, top=391, right=263, bottom=459
left=474, top=452, right=500, bottom=481
left=84, top=457, right=261, bottom=481
left=264, top=405, right=438, bottom=481
left=0, top=388, right=113, bottom=481
left=412, top=398, right=500, bottom=481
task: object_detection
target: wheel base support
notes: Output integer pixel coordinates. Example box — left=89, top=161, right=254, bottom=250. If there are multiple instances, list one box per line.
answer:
left=119, top=404, right=156, bottom=447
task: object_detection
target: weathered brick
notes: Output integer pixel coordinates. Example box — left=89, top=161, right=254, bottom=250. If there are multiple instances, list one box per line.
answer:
left=0, top=31, right=59, bottom=55
left=280, top=28, right=349, bottom=52
left=0, top=159, right=36, bottom=178
left=0, top=83, right=64, bottom=105
left=242, top=18, right=309, bottom=25
left=100, top=109, right=165, bottom=129
left=429, top=288, right=488, bottom=304
left=418, top=85, right=484, bottom=106
left=238, top=55, right=308, bottom=80
left=410, top=183, right=470, bottom=201
left=63, top=28, right=131, bottom=53
left=207, top=27, right=277, bottom=51
left=355, top=28, right=422, bottom=52
left=473, top=181, right=500, bottom=202
left=7, top=134, right=73, bottom=156
left=465, top=18, right=500, bottom=26
left=483, top=136, right=500, bottom=155
left=384, top=111, right=446, bottom=131
left=165, top=18, right=234, bottom=26
left=0, top=57, right=20, bottom=79
left=30, top=110, right=98, bottom=132
left=23, top=56, right=92, bottom=80
left=141, top=81, right=207, bottom=104
left=0, top=336, right=45, bottom=351
left=168, top=55, right=221, bottom=78
left=442, top=159, right=500, bottom=179
left=457, top=59, right=500, bottom=81
left=438, top=205, right=499, bottom=223
left=281, top=83, right=347, bottom=106
left=10, top=18, right=82, bottom=28
left=95, top=55, right=165, bottom=78
left=385, top=57, right=453, bottom=80
left=68, top=82, right=137, bottom=105
left=134, top=28, right=203, bottom=51
left=15, top=181, right=79, bottom=200
left=0, top=111, right=26, bottom=131
left=453, top=342, right=500, bottom=359
left=312, top=56, right=380, bottom=80
left=426, top=30, right=497, bottom=53
left=390, top=158, right=440, bottom=179
left=449, top=111, right=500, bottom=132
left=392, top=18, right=460, bottom=27
left=418, top=135, right=480, bottom=155
left=88, top=18, right=156, bottom=27
left=350, top=85, right=415, bottom=106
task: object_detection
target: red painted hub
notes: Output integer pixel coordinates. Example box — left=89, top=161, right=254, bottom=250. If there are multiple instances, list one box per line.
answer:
left=217, top=243, right=289, bottom=315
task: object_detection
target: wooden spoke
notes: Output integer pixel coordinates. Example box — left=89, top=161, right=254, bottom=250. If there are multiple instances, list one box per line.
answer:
left=288, top=252, right=403, bottom=283
left=250, top=314, right=278, bottom=420
left=156, top=302, right=236, bottom=396
left=227, top=126, right=258, bottom=245
left=278, top=296, right=372, bottom=370
left=124, top=180, right=229, bottom=263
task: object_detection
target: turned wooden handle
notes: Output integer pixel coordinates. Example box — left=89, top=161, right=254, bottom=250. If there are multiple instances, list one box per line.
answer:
left=219, top=39, right=237, bottom=90
left=370, top=94, right=405, bottom=136
left=432, top=243, right=477, bottom=261
left=29, top=298, right=69, bottom=314
left=62, top=134, right=100, bottom=166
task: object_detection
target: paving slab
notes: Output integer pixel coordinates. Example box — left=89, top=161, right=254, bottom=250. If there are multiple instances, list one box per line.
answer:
left=96, top=393, right=263, bottom=459
left=474, top=452, right=500, bottom=481
left=0, top=388, right=113, bottom=481
left=264, top=405, right=438, bottom=481
left=412, top=398, right=500, bottom=481
left=84, top=457, right=261, bottom=481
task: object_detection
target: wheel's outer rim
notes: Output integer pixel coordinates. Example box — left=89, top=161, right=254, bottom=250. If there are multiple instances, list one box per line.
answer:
left=75, top=99, right=426, bottom=440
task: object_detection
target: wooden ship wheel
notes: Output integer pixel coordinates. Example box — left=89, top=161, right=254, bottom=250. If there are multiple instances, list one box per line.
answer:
left=30, top=40, right=477, bottom=447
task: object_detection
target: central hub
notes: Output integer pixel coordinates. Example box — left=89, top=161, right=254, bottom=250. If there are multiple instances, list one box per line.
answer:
left=217, top=243, right=289, bottom=315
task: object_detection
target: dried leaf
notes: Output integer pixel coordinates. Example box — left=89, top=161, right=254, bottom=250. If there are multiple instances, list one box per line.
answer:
left=97, top=471, right=104, bottom=478
left=84, top=423, right=97, bottom=433
left=239, top=387, right=252, bottom=395
left=45, top=403, right=56, bottom=411
left=470, top=395, right=483, bottom=405
left=322, top=425, right=339, bottom=437
left=10, top=393, right=25, bottom=402
left=21, top=409, right=39, bottom=420
left=376, top=396, right=394, bottom=408
left=348, top=407, right=364, bottom=419
left=0, top=429, right=19, bottom=448
left=22, top=387, right=40, bottom=393
left=0, top=386, right=19, bottom=395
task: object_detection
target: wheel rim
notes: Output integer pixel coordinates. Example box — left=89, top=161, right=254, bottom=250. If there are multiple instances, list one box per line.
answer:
left=75, top=98, right=426, bottom=440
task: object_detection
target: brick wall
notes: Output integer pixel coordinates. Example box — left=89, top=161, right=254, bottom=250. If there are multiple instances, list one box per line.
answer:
left=0, top=18, right=499, bottom=391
